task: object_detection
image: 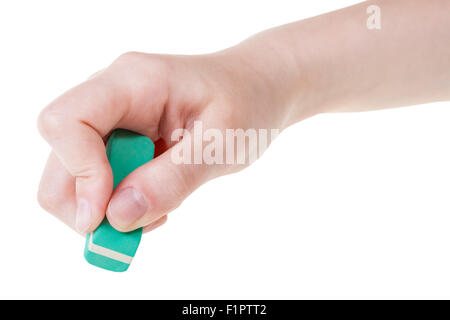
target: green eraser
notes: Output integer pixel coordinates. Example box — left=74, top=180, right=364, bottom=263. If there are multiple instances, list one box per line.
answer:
left=84, top=129, right=155, bottom=272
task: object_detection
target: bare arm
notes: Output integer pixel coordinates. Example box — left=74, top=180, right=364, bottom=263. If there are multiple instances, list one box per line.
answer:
left=38, top=0, right=450, bottom=234
left=220, top=0, right=450, bottom=126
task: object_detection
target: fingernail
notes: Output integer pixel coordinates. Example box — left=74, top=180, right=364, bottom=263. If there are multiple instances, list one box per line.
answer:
left=107, top=187, right=149, bottom=228
left=76, top=198, right=91, bottom=233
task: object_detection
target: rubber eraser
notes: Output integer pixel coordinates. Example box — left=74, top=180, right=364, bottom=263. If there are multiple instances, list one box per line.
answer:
left=84, top=129, right=155, bottom=272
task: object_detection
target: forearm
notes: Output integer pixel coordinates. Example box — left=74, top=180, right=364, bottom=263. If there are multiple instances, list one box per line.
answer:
left=220, top=0, right=450, bottom=128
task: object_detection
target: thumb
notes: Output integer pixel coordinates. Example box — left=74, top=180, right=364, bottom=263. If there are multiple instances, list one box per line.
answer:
left=106, top=139, right=216, bottom=232
left=38, top=53, right=170, bottom=234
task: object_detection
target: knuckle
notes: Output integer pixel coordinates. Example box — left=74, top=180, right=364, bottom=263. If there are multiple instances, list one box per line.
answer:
left=37, top=107, right=67, bottom=141
left=113, top=51, right=146, bottom=66
left=71, top=158, right=111, bottom=180
left=170, top=167, right=194, bottom=202
left=37, top=187, right=57, bottom=213
left=112, top=51, right=168, bottom=75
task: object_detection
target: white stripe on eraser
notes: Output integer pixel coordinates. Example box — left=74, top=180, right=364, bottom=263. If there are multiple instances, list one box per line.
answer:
left=88, top=233, right=133, bottom=264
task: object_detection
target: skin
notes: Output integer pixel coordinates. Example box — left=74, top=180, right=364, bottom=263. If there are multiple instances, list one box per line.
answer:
left=37, top=0, right=450, bottom=235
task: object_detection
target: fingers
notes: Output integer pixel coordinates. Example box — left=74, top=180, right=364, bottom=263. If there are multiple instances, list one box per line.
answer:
left=37, top=152, right=77, bottom=229
left=37, top=53, right=174, bottom=234
left=37, top=52, right=212, bottom=235
left=106, top=139, right=214, bottom=232
left=37, top=80, right=120, bottom=233
left=37, top=140, right=170, bottom=234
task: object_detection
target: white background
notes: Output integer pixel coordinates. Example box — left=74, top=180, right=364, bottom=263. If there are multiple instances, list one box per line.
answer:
left=1, top=0, right=449, bottom=299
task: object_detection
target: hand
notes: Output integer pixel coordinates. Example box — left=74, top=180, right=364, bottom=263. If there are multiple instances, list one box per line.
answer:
left=38, top=0, right=450, bottom=236
left=37, top=49, right=298, bottom=234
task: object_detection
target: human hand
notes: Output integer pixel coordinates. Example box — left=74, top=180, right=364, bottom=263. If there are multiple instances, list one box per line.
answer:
left=37, top=48, right=300, bottom=234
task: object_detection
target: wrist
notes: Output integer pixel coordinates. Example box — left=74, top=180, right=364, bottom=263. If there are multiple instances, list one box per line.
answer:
left=236, top=29, right=329, bottom=126
left=208, top=34, right=315, bottom=130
